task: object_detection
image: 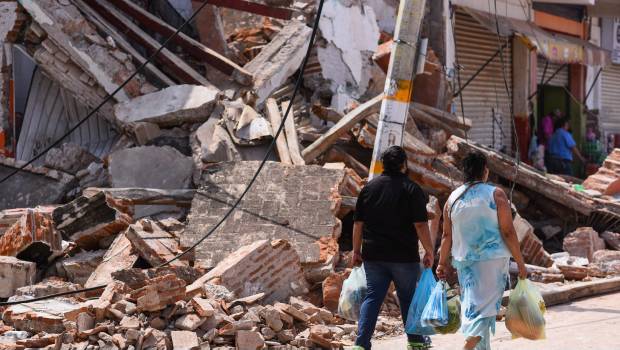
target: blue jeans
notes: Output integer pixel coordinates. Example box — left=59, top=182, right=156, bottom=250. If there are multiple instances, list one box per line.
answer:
left=355, top=261, right=426, bottom=349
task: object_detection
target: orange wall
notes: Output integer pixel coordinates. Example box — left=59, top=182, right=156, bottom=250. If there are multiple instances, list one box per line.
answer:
left=534, top=10, right=586, bottom=39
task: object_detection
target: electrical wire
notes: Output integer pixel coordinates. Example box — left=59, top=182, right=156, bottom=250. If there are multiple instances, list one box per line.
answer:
left=492, top=0, right=520, bottom=203
left=0, top=0, right=214, bottom=185
left=450, top=6, right=469, bottom=142
left=0, top=0, right=326, bottom=307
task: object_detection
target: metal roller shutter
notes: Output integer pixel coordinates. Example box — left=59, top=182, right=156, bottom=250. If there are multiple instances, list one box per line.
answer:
left=455, top=10, right=513, bottom=150
left=536, top=56, right=569, bottom=87
left=601, top=64, right=620, bottom=134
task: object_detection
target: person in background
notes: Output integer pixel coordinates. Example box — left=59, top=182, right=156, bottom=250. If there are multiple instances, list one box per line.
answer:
left=437, top=152, right=528, bottom=350
left=582, top=128, right=605, bottom=166
left=351, top=146, right=435, bottom=350
left=547, top=117, right=586, bottom=176
left=538, top=108, right=561, bottom=148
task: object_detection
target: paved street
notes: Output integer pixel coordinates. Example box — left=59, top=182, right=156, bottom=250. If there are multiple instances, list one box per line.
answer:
left=374, top=292, right=620, bottom=350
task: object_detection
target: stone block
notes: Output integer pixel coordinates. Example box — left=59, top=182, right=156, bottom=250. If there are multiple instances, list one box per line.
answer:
left=59, top=250, right=106, bottom=285
left=243, top=20, right=311, bottom=103
left=3, top=299, right=83, bottom=333
left=175, top=314, right=205, bottom=331
left=183, top=161, right=345, bottom=265
left=235, top=330, right=264, bottom=350
left=132, top=122, right=161, bottom=146
left=14, top=278, right=81, bottom=298
left=563, top=227, right=606, bottom=262
left=592, top=250, right=620, bottom=264
left=125, top=219, right=183, bottom=267
left=0, top=256, right=36, bottom=298
left=85, top=233, right=139, bottom=288
left=44, top=143, right=100, bottom=175
left=186, top=240, right=308, bottom=305
left=171, top=330, right=199, bottom=350
left=191, top=297, right=215, bottom=317
left=114, top=84, right=220, bottom=126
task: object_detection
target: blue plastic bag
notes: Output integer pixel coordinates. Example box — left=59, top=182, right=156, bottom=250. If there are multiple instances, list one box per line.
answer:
left=338, top=267, right=367, bottom=321
left=405, top=268, right=437, bottom=335
left=420, top=280, right=449, bottom=328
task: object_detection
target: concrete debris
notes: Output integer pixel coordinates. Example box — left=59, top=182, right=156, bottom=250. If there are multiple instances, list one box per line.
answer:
left=563, top=227, right=607, bottom=262
left=183, top=161, right=347, bottom=265
left=601, top=231, right=620, bottom=250
left=583, top=148, right=620, bottom=195
left=244, top=20, right=311, bottom=103
left=44, top=143, right=100, bottom=175
left=57, top=249, right=106, bottom=285
left=187, top=239, right=309, bottom=304
left=317, top=0, right=380, bottom=97
left=0, top=157, right=76, bottom=210
left=14, top=278, right=82, bottom=298
left=52, top=192, right=132, bottom=250
left=0, top=207, right=62, bottom=264
left=114, top=85, right=221, bottom=127
left=85, top=233, right=138, bottom=289
left=124, top=219, right=183, bottom=267
left=0, top=256, right=36, bottom=298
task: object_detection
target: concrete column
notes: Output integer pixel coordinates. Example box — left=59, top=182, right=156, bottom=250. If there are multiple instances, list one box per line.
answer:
left=513, top=36, right=531, bottom=159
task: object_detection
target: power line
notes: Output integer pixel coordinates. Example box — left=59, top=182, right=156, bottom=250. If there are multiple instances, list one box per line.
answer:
left=0, top=0, right=213, bottom=185
left=0, top=0, right=326, bottom=306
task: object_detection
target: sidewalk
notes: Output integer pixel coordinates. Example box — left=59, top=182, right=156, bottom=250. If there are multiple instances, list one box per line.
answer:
left=374, top=291, right=620, bottom=350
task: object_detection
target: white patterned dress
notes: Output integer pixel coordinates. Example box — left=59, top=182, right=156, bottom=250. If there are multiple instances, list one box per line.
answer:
left=446, top=183, right=511, bottom=350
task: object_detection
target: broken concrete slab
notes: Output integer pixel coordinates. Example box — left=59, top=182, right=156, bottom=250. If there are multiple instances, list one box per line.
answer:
left=108, top=146, right=193, bottom=218
left=183, top=161, right=346, bottom=266
left=44, top=143, right=100, bottom=175
left=601, top=231, right=620, bottom=250
left=52, top=192, right=132, bottom=250
left=317, top=0, right=380, bottom=96
left=125, top=219, right=183, bottom=267
left=57, top=250, right=106, bottom=285
left=0, top=256, right=36, bottom=298
left=2, top=298, right=83, bottom=334
left=243, top=20, right=311, bottom=103
left=114, top=84, right=220, bottom=127
left=14, top=278, right=82, bottom=298
left=0, top=158, right=75, bottom=210
left=109, top=146, right=193, bottom=189
left=0, top=207, right=63, bottom=264
left=84, top=233, right=138, bottom=288
left=187, top=240, right=308, bottom=305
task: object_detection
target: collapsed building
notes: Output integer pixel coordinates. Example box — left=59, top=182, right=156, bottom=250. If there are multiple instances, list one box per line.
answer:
left=0, top=0, right=619, bottom=349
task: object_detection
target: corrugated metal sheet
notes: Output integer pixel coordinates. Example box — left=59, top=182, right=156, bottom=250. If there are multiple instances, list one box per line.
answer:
left=16, top=69, right=119, bottom=165
left=601, top=64, right=620, bottom=134
left=537, top=56, right=569, bottom=87
left=455, top=10, right=513, bottom=150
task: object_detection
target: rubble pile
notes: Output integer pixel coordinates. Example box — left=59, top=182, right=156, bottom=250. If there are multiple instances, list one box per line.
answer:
left=0, top=0, right=620, bottom=349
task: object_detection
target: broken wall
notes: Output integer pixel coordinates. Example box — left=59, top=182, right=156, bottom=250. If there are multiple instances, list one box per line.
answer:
left=182, top=161, right=346, bottom=267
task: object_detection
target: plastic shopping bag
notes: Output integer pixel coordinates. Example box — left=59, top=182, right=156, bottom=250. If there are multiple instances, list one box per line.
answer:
left=338, top=266, right=367, bottom=321
left=435, top=294, right=461, bottom=334
left=505, top=278, right=546, bottom=340
left=420, top=280, right=449, bottom=328
left=405, top=268, right=437, bottom=335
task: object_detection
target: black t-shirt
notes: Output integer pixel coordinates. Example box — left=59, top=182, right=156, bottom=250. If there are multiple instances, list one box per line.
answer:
left=354, top=173, right=428, bottom=263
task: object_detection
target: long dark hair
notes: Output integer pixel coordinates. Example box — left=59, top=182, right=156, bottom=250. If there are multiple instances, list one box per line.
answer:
left=463, top=152, right=487, bottom=183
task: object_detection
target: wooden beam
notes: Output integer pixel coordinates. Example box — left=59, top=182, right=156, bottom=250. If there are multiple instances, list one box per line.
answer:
left=410, top=106, right=465, bottom=138
left=537, top=276, right=620, bottom=307
left=281, top=100, right=305, bottom=165
left=106, top=0, right=252, bottom=85
left=208, top=0, right=295, bottom=20
left=85, top=0, right=215, bottom=87
left=447, top=135, right=594, bottom=216
left=265, top=98, right=292, bottom=164
left=411, top=102, right=472, bottom=130
left=73, top=0, right=175, bottom=87
left=302, top=94, right=382, bottom=163
left=83, top=187, right=196, bottom=206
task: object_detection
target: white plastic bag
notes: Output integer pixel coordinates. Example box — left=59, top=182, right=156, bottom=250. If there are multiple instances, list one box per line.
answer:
left=505, top=279, right=546, bottom=340
left=338, top=267, right=367, bottom=321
